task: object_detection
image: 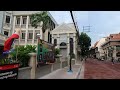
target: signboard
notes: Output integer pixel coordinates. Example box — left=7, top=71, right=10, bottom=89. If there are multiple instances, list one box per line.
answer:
left=37, top=39, right=55, bottom=64
left=0, top=63, right=19, bottom=79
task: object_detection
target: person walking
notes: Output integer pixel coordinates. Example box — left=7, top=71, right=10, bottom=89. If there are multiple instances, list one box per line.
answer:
left=111, top=57, right=114, bottom=65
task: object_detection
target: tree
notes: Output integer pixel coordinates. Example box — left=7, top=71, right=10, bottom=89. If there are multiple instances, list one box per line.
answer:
left=30, top=11, right=51, bottom=33
left=79, top=32, right=91, bottom=59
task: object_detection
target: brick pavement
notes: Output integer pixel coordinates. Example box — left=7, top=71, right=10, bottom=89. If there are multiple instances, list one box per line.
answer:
left=84, top=58, right=120, bottom=79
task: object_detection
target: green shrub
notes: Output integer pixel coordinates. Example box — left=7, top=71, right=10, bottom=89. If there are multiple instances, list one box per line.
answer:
left=55, top=48, right=60, bottom=58
left=10, top=45, right=36, bottom=68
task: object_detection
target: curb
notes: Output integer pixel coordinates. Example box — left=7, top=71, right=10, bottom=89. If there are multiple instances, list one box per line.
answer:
left=76, top=61, right=84, bottom=79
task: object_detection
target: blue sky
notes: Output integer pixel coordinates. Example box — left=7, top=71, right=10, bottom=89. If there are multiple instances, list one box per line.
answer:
left=50, top=11, right=120, bottom=46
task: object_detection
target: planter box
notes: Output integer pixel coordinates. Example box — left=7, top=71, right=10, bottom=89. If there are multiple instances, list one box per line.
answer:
left=0, top=63, right=19, bottom=79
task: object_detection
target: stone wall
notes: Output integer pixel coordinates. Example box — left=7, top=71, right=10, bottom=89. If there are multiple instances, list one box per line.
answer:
left=18, top=67, right=31, bottom=79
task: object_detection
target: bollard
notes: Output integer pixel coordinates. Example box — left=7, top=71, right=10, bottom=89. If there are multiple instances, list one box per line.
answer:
left=28, top=53, right=37, bottom=79
left=60, top=60, right=62, bottom=69
left=51, top=64, right=54, bottom=72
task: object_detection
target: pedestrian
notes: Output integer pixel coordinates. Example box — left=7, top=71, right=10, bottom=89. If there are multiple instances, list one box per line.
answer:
left=111, top=57, right=114, bottom=65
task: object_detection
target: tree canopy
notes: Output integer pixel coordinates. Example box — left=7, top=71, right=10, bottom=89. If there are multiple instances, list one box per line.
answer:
left=30, top=11, right=51, bottom=33
left=79, top=32, right=91, bottom=57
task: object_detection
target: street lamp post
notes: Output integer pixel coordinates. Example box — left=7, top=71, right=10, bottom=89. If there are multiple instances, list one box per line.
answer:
left=68, top=38, right=73, bottom=72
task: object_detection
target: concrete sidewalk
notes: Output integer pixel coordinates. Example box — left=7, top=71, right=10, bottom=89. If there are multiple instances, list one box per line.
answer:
left=38, top=61, right=84, bottom=79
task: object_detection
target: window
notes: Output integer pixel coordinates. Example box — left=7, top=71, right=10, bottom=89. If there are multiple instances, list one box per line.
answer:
left=28, top=32, right=33, bottom=39
left=4, top=31, right=9, bottom=36
left=16, top=17, right=20, bottom=24
left=53, top=23, right=55, bottom=29
left=21, top=32, right=25, bottom=39
left=54, top=39, right=57, bottom=46
left=35, top=33, right=40, bottom=39
left=116, top=52, right=120, bottom=57
left=48, top=32, right=50, bottom=43
left=22, top=16, right=27, bottom=24
left=5, top=15, right=10, bottom=23
left=60, top=42, right=67, bottom=46
left=116, top=46, right=120, bottom=51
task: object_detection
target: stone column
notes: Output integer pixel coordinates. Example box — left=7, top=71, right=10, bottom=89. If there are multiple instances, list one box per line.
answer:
left=25, top=16, right=29, bottom=45
left=67, top=33, right=70, bottom=57
left=52, top=35, right=54, bottom=44
left=20, top=16, right=22, bottom=27
left=12, top=16, right=16, bottom=34
left=28, top=53, right=37, bottom=79
left=57, top=34, right=60, bottom=48
left=73, top=33, right=76, bottom=64
left=51, top=64, right=54, bottom=72
left=12, top=16, right=16, bottom=48
left=32, top=30, right=35, bottom=44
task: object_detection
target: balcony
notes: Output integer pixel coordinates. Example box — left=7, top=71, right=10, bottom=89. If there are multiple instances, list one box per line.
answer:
left=14, top=39, right=25, bottom=45
left=3, top=23, right=11, bottom=29
left=15, top=24, right=20, bottom=28
left=28, top=24, right=42, bottom=29
left=21, top=24, right=26, bottom=29
left=0, top=33, right=8, bottom=45
left=0, top=33, right=8, bottom=40
left=27, top=39, right=32, bottom=44
left=28, top=24, right=34, bottom=29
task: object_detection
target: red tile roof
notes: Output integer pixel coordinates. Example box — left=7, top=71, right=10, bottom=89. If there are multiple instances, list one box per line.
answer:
left=109, top=33, right=120, bottom=41
left=94, top=41, right=99, bottom=48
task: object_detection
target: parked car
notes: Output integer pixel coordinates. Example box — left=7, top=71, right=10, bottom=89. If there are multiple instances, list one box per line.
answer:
left=100, top=56, right=105, bottom=61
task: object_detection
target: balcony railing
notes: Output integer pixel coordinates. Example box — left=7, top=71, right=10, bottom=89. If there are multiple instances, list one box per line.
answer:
left=21, top=24, right=26, bottom=28
left=15, top=24, right=20, bottom=28
left=28, top=24, right=41, bottom=29
left=0, top=33, right=8, bottom=40
left=3, top=23, right=11, bottom=29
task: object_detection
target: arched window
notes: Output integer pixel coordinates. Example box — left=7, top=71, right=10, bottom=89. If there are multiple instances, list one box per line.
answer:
left=54, top=39, right=57, bottom=46
left=48, top=32, right=50, bottom=43
left=60, top=42, right=67, bottom=46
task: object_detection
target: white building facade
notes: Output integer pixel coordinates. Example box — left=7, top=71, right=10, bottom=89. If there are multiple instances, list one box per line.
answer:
left=0, top=11, right=58, bottom=47
left=51, top=23, right=79, bottom=63
left=95, top=37, right=106, bottom=59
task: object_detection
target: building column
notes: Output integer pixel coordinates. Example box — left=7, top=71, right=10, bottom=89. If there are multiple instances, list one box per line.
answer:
left=73, top=33, right=76, bottom=57
left=12, top=16, right=17, bottom=48
left=57, top=34, right=60, bottom=48
left=32, top=30, right=35, bottom=45
left=52, top=34, right=54, bottom=44
left=20, top=16, right=22, bottom=27
left=25, top=16, right=29, bottom=45
left=73, top=33, right=76, bottom=64
left=12, top=16, right=16, bottom=34
left=67, top=33, right=70, bottom=57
